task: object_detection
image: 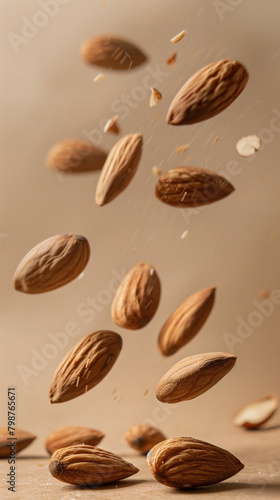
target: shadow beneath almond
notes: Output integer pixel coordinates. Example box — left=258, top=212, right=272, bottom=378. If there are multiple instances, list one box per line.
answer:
left=165, top=481, right=280, bottom=495
left=63, top=478, right=148, bottom=490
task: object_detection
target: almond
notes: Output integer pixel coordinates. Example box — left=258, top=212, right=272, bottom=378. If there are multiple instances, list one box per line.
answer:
left=95, top=133, right=143, bottom=206
left=13, top=234, right=90, bottom=294
left=0, top=428, right=36, bottom=458
left=49, top=330, right=122, bottom=404
left=233, top=394, right=279, bottom=429
left=158, top=287, right=216, bottom=356
left=46, top=139, right=107, bottom=173
left=167, top=59, right=249, bottom=125
left=156, top=352, right=237, bottom=403
left=80, top=35, right=146, bottom=70
left=147, top=437, right=244, bottom=488
left=111, top=262, right=161, bottom=329
left=49, top=444, right=139, bottom=486
left=124, top=424, right=166, bottom=454
left=45, top=426, right=105, bottom=455
left=155, top=166, right=234, bottom=207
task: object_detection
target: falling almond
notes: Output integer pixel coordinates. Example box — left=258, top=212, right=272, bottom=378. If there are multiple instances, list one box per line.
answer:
left=46, top=139, right=107, bottom=173
left=150, top=88, right=162, bottom=107
left=234, top=394, right=279, bottom=429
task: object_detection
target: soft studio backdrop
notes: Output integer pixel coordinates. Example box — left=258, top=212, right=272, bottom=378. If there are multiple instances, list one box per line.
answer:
left=1, top=0, right=280, bottom=458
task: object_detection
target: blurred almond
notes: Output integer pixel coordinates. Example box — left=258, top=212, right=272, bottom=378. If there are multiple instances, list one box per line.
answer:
left=158, top=287, right=216, bottom=356
left=49, top=330, right=122, bottom=404
left=46, top=139, right=107, bottom=173
left=124, top=424, right=166, bottom=454
left=111, top=262, right=161, bottom=329
left=96, top=133, right=143, bottom=206
left=45, top=426, right=105, bottom=455
left=49, top=444, right=139, bottom=486
left=0, top=428, right=36, bottom=458
left=156, top=352, right=237, bottom=403
left=150, top=88, right=162, bottom=107
left=233, top=394, right=279, bottom=429
left=13, top=234, right=90, bottom=294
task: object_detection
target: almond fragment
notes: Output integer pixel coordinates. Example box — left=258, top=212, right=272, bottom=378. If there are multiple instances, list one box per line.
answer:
left=167, top=59, right=249, bottom=125
left=150, top=88, right=162, bottom=107
left=111, top=262, right=161, bottom=329
left=80, top=35, right=146, bottom=70
left=45, top=426, right=105, bottom=455
left=94, top=73, right=104, bottom=82
left=49, top=444, right=139, bottom=486
left=147, top=437, right=244, bottom=488
left=155, top=166, right=234, bottom=207
left=234, top=394, right=279, bottom=429
left=152, top=166, right=162, bottom=177
left=0, top=428, right=36, bottom=458
left=166, top=52, right=177, bottom=65
left=175, top=144, right=190, bottom=153
left=46, top=139, right=107, bottom=173
left=95, top=133, right=143, bottom=206
left=49, top=330, right=122, bottom=404
left=158, top=287, right=216, bottom=356
left=103, top=116, right=120, bottom=135
left=170, top=30, right=185, bottom=43
left=13, top=234, right=90, bottom=294
left=156, top=352, right=237, bottom=403
left=124, top=424, right=166, bottom=454
left=236, top=135, right=261, bottom=157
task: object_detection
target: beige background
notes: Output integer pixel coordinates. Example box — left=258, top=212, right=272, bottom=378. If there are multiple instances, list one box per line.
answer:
left=1, top=0, right=280, bottom=496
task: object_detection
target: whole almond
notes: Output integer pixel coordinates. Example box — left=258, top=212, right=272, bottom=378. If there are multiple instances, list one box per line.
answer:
left=95, top=133, right=143, bottom=206
left=156, top=352, right=236, bottom=403
left=158, top=287, right=216, bottom=356
left=111, top=262, right=161, bottom=329
left=124, top=424, right=166, bottom=454
left=147, top=437, right=244, bottom=488
left=49, top=330, right=122, bottom=404
left=13, top=234, right=90, bottom=294
left=46, top=139, right=107, bottom=173
left=0, top=428, right=36, bottom=458
left=49, top=444, right=139, bottom=486
left=233, top=394, right=279, bottom=429
left=155, top=167, right=234, bottom=207
left=45, top=426, right=105, bottom=455
left=167, top=59, right=248, bottom=125
left=80, top=34, right=146, bottom=70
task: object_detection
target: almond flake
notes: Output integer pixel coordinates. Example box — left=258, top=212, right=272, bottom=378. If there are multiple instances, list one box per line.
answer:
left=170, top=30, right=185, bottom=43
left=236, top=135, right=261, bottom=157
left=94, top=73, right=104, bottom=82
left=175, top=144, right=190, bottom=153
left=104, top=116, right=120, bottom=135
left=150, top=88, right=162, bottom=107
left=152, top=166, right=162, bottom=177
left=166, top=52, right=177, bottom=65
left=180, top=230, right=188, bottom=239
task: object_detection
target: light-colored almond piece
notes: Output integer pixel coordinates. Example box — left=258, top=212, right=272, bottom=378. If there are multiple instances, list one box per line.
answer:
left=147, top=437, right=244, bottom=488
left=170, top=30, right=185, bottom=43
left=158, top=287, right=216, bottom=356
left=124, top=424, right=166, bottom=454
left=155, top=166, right=234, bottom=207
left=236, top=135, right=261, bottom=157
left=175, top=144, right=190, bottom=153
left=152, top=166, right=162, bottom=177
left=234, top=394, right=279, bottom=429
left=96, top=133, right=143, bottom=206
left=166, top=52, right=177, bottom=65
left=167, top=59, right=249, bottom=125
left=13, top=234, right=90, bottom=294
left=49, top=330, right=122, bottom=404
left=150, top=88, right=162, bottom=107
left=80, top=35, right=146, bottom=70
left=45, top=426, right=105, bottom=455
left=0, top=428, right=36, bottom=458
left=111, top=262, right=161, bottom=329
left=156, top=352, right=237, bottom=403
left=104, top=116, right=120, bottom=135
left=94, top=73, right=104, bottom=82
left=49, top=444, right=139, bottom=486
left=46, top=139, right=107, bottom=173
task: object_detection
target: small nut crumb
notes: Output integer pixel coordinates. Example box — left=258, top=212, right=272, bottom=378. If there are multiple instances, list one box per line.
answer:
left=258, top=289, right=269, bottom=299
left=152, top=166, right=162, bottom=177
left=166, top=52, right=177, bottom=65
left=214, top=136, right=219, bottom=143
left=175, top=144, right=190, bottom=153
left=104, top=116, right=120, bottom=134
left=170, top=30, right=185, bottom=43
left=180, top=230, right=188, bottom=240
left=94, top=73, right=104, bottom=82
left=150, top=88, right=162, bottom=107
left=236, top=135, right=261, bottom=157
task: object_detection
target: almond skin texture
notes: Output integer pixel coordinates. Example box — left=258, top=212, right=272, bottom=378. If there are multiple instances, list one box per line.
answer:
left=156, top=352, right=236, bottom=403
left=13, top=234, right=90, bottom=294
left=80, top=35, right=146, bottom=70
left=49, top=330, right=122, bottom=404
left=155, top=167, right=234, bottom=208
left=0, top=428, right=36, bottom=458
left=111, top=262, right=161, bottom=330
left=45, top=426, right=105, bottom=455
left=158, top=287, right=216, bottom=356
left=49, top=444, right=139, bottom=486
left=96, top=133, right=143, bottom=206
left=147, top=437, right=244, bottom=488
left=46, top=139, right=107, bottom=173
left=167, top=59, right=249, bottom=125
left=233, top=394, right=279, bottom=429
left=125, top=424, right=166, bottom=454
